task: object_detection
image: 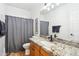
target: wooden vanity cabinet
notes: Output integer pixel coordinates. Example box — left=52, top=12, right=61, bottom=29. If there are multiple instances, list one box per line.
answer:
left=30, top=41, right=49, bottom=56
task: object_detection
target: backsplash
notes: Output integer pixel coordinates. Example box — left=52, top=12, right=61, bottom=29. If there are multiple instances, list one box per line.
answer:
left=53, top=38, right=79, bottom=48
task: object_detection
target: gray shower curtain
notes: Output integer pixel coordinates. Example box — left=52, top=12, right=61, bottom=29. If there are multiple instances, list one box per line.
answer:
left=5, top=15, right=33, bottom=53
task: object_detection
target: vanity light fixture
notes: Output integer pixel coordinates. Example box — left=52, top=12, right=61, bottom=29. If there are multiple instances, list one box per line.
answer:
left=40, top=3, right=52, bottom=11
left=40, top=3, right=60, bottom=13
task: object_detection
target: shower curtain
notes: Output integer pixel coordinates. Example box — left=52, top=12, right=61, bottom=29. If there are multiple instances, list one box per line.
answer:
left=5, top=15, right=33, bottom=53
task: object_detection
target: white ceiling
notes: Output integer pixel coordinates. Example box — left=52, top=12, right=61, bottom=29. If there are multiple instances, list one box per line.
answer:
left=5, top=3, right=44, bottom=11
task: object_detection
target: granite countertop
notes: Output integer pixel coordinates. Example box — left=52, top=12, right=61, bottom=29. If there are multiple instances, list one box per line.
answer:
left=29, top=36, right=79, bottom=56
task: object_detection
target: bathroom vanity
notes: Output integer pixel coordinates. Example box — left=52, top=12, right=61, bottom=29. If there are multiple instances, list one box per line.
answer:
left=30, top=36, right=79, bottom=56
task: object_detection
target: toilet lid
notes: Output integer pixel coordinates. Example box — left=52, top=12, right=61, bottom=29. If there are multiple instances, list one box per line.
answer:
left=23, top=43, right=30, bottom=47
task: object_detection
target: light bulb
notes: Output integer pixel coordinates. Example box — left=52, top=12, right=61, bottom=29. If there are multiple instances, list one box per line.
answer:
left=51, top=5, right=54, bottom=8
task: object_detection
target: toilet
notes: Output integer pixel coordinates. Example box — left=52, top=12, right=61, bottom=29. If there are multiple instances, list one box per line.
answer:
left=23, top=43, right=30, bottom=55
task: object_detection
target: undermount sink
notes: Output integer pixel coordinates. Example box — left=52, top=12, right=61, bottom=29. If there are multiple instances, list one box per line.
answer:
left=40, top=41, right=56, bottom=48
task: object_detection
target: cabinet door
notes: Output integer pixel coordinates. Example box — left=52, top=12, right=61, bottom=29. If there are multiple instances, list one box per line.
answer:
left=30, top=47, right=35, bottom=56
left=34, top=44, right=40, bottom=56
left=30, top=42, right=35, bottom=56
left=40, top=48, right=49, bottom=56
left=35, top=49, right=39, bottom=56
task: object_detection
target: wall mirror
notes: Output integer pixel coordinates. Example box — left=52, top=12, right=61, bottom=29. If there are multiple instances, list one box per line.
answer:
left=40, top=21, right=49, bottom=36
